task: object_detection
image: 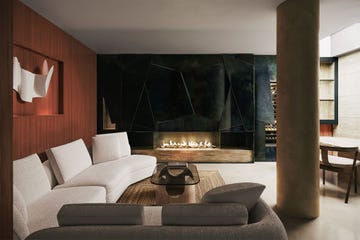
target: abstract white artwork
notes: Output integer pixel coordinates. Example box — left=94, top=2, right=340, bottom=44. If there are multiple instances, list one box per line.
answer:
left=13, top=56, right=54, bottom=102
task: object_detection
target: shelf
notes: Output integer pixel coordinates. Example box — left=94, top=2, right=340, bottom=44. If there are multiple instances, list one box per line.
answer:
left=319, top=57, right=337, bottom=124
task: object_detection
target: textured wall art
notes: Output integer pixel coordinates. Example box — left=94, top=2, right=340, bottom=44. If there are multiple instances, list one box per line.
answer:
left=13, top=56, right=54, bottom=102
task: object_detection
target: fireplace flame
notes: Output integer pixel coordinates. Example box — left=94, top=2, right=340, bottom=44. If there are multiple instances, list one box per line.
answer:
left=161, top=140, right=216, bottom=149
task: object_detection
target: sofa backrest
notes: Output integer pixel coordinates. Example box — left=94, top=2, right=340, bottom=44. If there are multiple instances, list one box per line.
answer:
left=13, top=185, right=28, bottom=222
left=13, top=203, right=30, bottom=240
left=94, top=132, right=131, bottom=155
left=13, top=154, right=52, bottom=240
left=13, top=154, right=51, bottom=206
left=46, top=139, right=93, bottom=184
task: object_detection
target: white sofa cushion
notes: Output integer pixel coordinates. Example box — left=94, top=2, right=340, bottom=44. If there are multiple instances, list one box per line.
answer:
left=27, top=186, right=106, bottom=234
left=46, top=139, right=92, bottom=184
left=13, top=205, right=30, bottom=240
left=94, top=132, right=131, bottom=157
left=13, top=185, right=28, bottom=222
left=106, top=162, right=156, bottom=203
left=55, top=155, right=157, bottom=202
left=92, top=135, right=122, bottom=164
left=13, top=154, right=51, bottom=205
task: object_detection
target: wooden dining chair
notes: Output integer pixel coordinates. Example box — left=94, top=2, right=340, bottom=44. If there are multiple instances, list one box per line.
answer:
left=320, top=145, right=359, bottom=203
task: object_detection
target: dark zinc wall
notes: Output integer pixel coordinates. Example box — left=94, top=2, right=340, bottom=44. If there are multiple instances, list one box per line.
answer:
left=97, top=54, right=275, bottom=158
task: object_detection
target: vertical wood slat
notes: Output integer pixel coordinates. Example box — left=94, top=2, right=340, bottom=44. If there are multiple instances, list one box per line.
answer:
left=0, top=0, right=13, bottom=239
left=13, top=0, right=97, bottom=159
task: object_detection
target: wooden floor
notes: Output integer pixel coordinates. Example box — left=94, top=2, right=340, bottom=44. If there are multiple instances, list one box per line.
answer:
left=118, top=170, right=225, bottom=205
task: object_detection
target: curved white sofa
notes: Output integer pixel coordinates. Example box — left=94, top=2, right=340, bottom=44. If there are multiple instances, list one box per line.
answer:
left=54, top=154, right=156, bottom=202
left=13, top=132, right=157, bottom=240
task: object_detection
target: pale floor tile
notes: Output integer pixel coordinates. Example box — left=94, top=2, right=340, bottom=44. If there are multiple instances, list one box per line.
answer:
left=196, top=162, right=360, bottom=240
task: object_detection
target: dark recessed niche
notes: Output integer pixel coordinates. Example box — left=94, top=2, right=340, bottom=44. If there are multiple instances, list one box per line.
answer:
left=128, top=132, right=153, bottom=148
left=220, top=132, right=254, bottom=149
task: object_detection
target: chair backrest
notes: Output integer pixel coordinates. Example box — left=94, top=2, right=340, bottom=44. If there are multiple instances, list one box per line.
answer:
left=320, top=145, right=358, bottom=165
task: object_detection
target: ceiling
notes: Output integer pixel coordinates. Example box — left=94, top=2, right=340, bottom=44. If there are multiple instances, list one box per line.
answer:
left=20, top=0, right=360, bottom=54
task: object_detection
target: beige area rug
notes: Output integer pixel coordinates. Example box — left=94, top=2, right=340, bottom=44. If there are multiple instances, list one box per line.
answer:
left=118, top=170, right=225, bottom=205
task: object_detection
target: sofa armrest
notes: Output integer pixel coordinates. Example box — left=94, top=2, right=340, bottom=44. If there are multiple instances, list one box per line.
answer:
left=57, top=203, right=144, bottom=226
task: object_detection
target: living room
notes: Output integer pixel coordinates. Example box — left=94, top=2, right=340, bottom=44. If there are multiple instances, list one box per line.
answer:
left=1, top=0, right=360, bottom=239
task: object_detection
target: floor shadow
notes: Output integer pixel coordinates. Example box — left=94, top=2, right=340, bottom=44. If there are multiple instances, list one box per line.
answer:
left=272, top=206, right=319, bottom=240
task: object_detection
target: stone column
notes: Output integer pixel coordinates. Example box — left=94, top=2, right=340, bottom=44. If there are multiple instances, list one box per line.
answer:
left=276, top=0, right=320, bottom=218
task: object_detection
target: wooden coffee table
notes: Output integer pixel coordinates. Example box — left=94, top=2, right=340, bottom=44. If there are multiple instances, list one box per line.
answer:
left=118, top=167, right=225, bottom=206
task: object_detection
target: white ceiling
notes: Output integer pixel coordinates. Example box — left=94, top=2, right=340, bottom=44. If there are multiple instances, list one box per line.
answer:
left=20, top=0, right=360, bottom=54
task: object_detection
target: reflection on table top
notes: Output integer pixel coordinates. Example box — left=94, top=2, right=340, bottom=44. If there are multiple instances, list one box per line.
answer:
left=150, top=163, right=200, bottom=185
left=320, top=136, right=360, bottom=149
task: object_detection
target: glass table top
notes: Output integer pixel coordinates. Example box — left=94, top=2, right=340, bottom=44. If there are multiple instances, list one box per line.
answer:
left=150, top=163, right=200, bottom=185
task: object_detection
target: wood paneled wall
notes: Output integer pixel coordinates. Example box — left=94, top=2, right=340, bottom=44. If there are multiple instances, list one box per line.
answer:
left=13, top=0, right=97, bottom=159
left=0, top=0, right=13, bottom=238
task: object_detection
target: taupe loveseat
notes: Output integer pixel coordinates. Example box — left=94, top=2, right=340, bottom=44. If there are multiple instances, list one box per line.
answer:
left=26, top=184, right=288, bottom=240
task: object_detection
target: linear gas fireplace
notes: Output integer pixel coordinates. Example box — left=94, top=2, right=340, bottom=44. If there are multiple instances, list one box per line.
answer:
left=127, top=131, right=253, bottom=163
left=154, top=132, right=219, bottom=149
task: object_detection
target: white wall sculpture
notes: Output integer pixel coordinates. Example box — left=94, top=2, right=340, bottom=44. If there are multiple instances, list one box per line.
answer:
left=13, top=57, right=54, bottom=102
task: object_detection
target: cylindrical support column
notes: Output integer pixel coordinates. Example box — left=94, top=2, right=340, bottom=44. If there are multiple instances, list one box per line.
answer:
left=276, top=0, right=320, bottom=218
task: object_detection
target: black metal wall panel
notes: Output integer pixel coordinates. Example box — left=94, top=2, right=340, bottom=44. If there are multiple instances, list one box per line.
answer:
left=98, top=54, right=256, bottom=149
